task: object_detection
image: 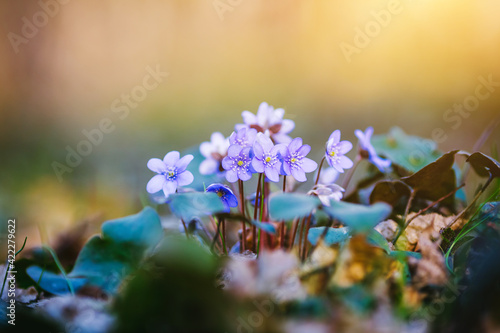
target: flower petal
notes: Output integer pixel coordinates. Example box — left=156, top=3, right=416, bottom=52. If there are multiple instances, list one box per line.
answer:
left=272, top=133, right=292, bottom=144
left=339, top=155, right=354, bottom=169
left=269, top=107, right=284, bottom=125
left=211, top=131, right=226, bottom=144
left=282, top=161, right=291, bottom=175
left=280, top=119, right=295, bottom=134
left=225, top=193, right=239, bottom=208
left=288, top=137, right=302, bottom=153
left=297, top=144, right=311, bottom=157
left=177, top=171, right=194, bottom=186
left=338, top=141, right=353, bottom=154
left=252, top=158, right=265, bottom=173
left=301, top=157, right=318, bottom=173
left=175, top=154, right=194, bottom=172
left=365, top=127, right=374, bottom=140
left=146, top=175, right=166, bottom=193
left=226, top=169, right=238, bottom=183
left=200, top=142, right=213, bottom=158
left=265, top=166, right=280, bottom=182
left=147, top=158, right=166, bottom=173
left=257, top=133, right=274, bottom=152
left=256, top=102, right=270, bottom=126
left=291, top=168, right=307, bottom=182
left=328, top=130, right=341, bottom=144
left=271, top=143, right=287, bottom=157
left=163, top=180, right=177, bottom=197
left=239, top=170, right=252, bottom=181
left=253, top=140, right=264, bottom=158
left=222, top=156, right=233, bottom=171
left=163, top=151, right=180, bottom=166
left=200, top=158, right=219, bottom=175
left=241, top=111, right=257, bottom=125
left=227, top=144, right=243, bottom=157
left=319, top=167, right=339, bottom=185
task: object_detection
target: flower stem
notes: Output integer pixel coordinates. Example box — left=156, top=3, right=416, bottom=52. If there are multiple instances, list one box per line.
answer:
left=301, top=215, right=312, bottom=261
left=314, top=157, right=326, bottom=185
left=253, top=174, right=263, bottom=252
left=180, top=219, right=189, bottom=239
left=341, top=154, right=362, bottom=191
left=288, top=217, right=300, bottom=250
left=238, top=179, right=246, bottom=253
left=280, top=175, right=287, bottom=248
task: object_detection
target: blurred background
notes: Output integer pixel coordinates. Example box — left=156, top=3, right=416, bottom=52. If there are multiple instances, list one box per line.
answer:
left=1, top=0, right=499, bottom=249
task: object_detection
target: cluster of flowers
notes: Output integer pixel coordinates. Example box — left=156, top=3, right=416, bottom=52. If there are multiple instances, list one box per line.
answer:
left=146, top=102, right=391, bottom=210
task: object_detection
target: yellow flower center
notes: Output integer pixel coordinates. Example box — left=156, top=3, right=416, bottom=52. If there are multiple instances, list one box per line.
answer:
left=329, top=151, right=336, bottom=157
left=217, top=191, right=224, bottom=197
left=168, top=171, right=175, bottom=177
left=290, top=157, right=297, bottom=163
left=237, top=160, right=244, bottom=166
left=265, top=156, right=272, bottom=163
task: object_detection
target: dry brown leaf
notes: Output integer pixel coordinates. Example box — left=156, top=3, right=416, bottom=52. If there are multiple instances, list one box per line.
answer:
left=330, top=235, right=392, bottom=288
left=413, top=228, right=448, bottom=287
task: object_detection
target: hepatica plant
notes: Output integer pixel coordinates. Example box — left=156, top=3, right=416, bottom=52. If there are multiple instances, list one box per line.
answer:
left=140, top=101, right=500, bottom=268
left=24, top=100, right=500, bottom=333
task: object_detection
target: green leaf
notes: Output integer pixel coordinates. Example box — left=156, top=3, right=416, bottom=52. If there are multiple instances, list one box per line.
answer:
left=467, top=152, right=500, bottom=178
left=27, top=207, right=163, bottom=295
left=102, top=206, right=163, bottom=249
left=323, top=201, right=392, bottom=233
left=249, top=220, right=276, bottom=235
left=371, top=127, right=442, bottom=173
left=269, top=193, right=320, bottom=221
left=307, top=227, right=350, bottom=246
left=402, top=150, right=459, bottom=203
left=68, top=236, right=145, bottom=293
left=389, top=250, right=422, bottom=260
left=26, top=266, right=87, bottom=296
left=168, top=192, right=225, bottom=221
left=366, top=230, right=391, bottom=253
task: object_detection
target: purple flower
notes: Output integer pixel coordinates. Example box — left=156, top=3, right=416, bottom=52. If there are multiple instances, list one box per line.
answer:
left=251, top=133, right=286, bottom=182
left=222, top=145, right=253, bottom=182
left=236, top=102, right=295, bottom=144
left=229, top=127, right=257, bottom=148
left=147, top=151, right=194, bottom=197
left=206, top=183, right=238, bottom=212
left=281, top=137, right=318, bottom=182
left=325, top=130, right=353, bottom=173
left=199, top=132, right=229, bottom=175
left=316, top=167, right=340, bottom=185
left=355, top=127, right=391, bottom=172
left=310, top=184, right=345, bottom=206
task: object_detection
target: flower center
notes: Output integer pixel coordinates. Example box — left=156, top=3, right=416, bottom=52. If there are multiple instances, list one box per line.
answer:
left=265, top=156, right=272, bottom=163
left=329, top=151, right=336, bottom=157
left=290, top=157, right=297, bottom=163
left=237, top=160, right=244, bottom=166
left=216, top=190, right=224, bottom=197
left=163, top=168, right=177, bottom=180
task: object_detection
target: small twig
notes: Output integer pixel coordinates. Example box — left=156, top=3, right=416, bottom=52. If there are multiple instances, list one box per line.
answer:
left=447, top=173, right=494, bottom=229
left=406, top=183, right=466, bottom=226
left=210, top=218, right=223, bottom=253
